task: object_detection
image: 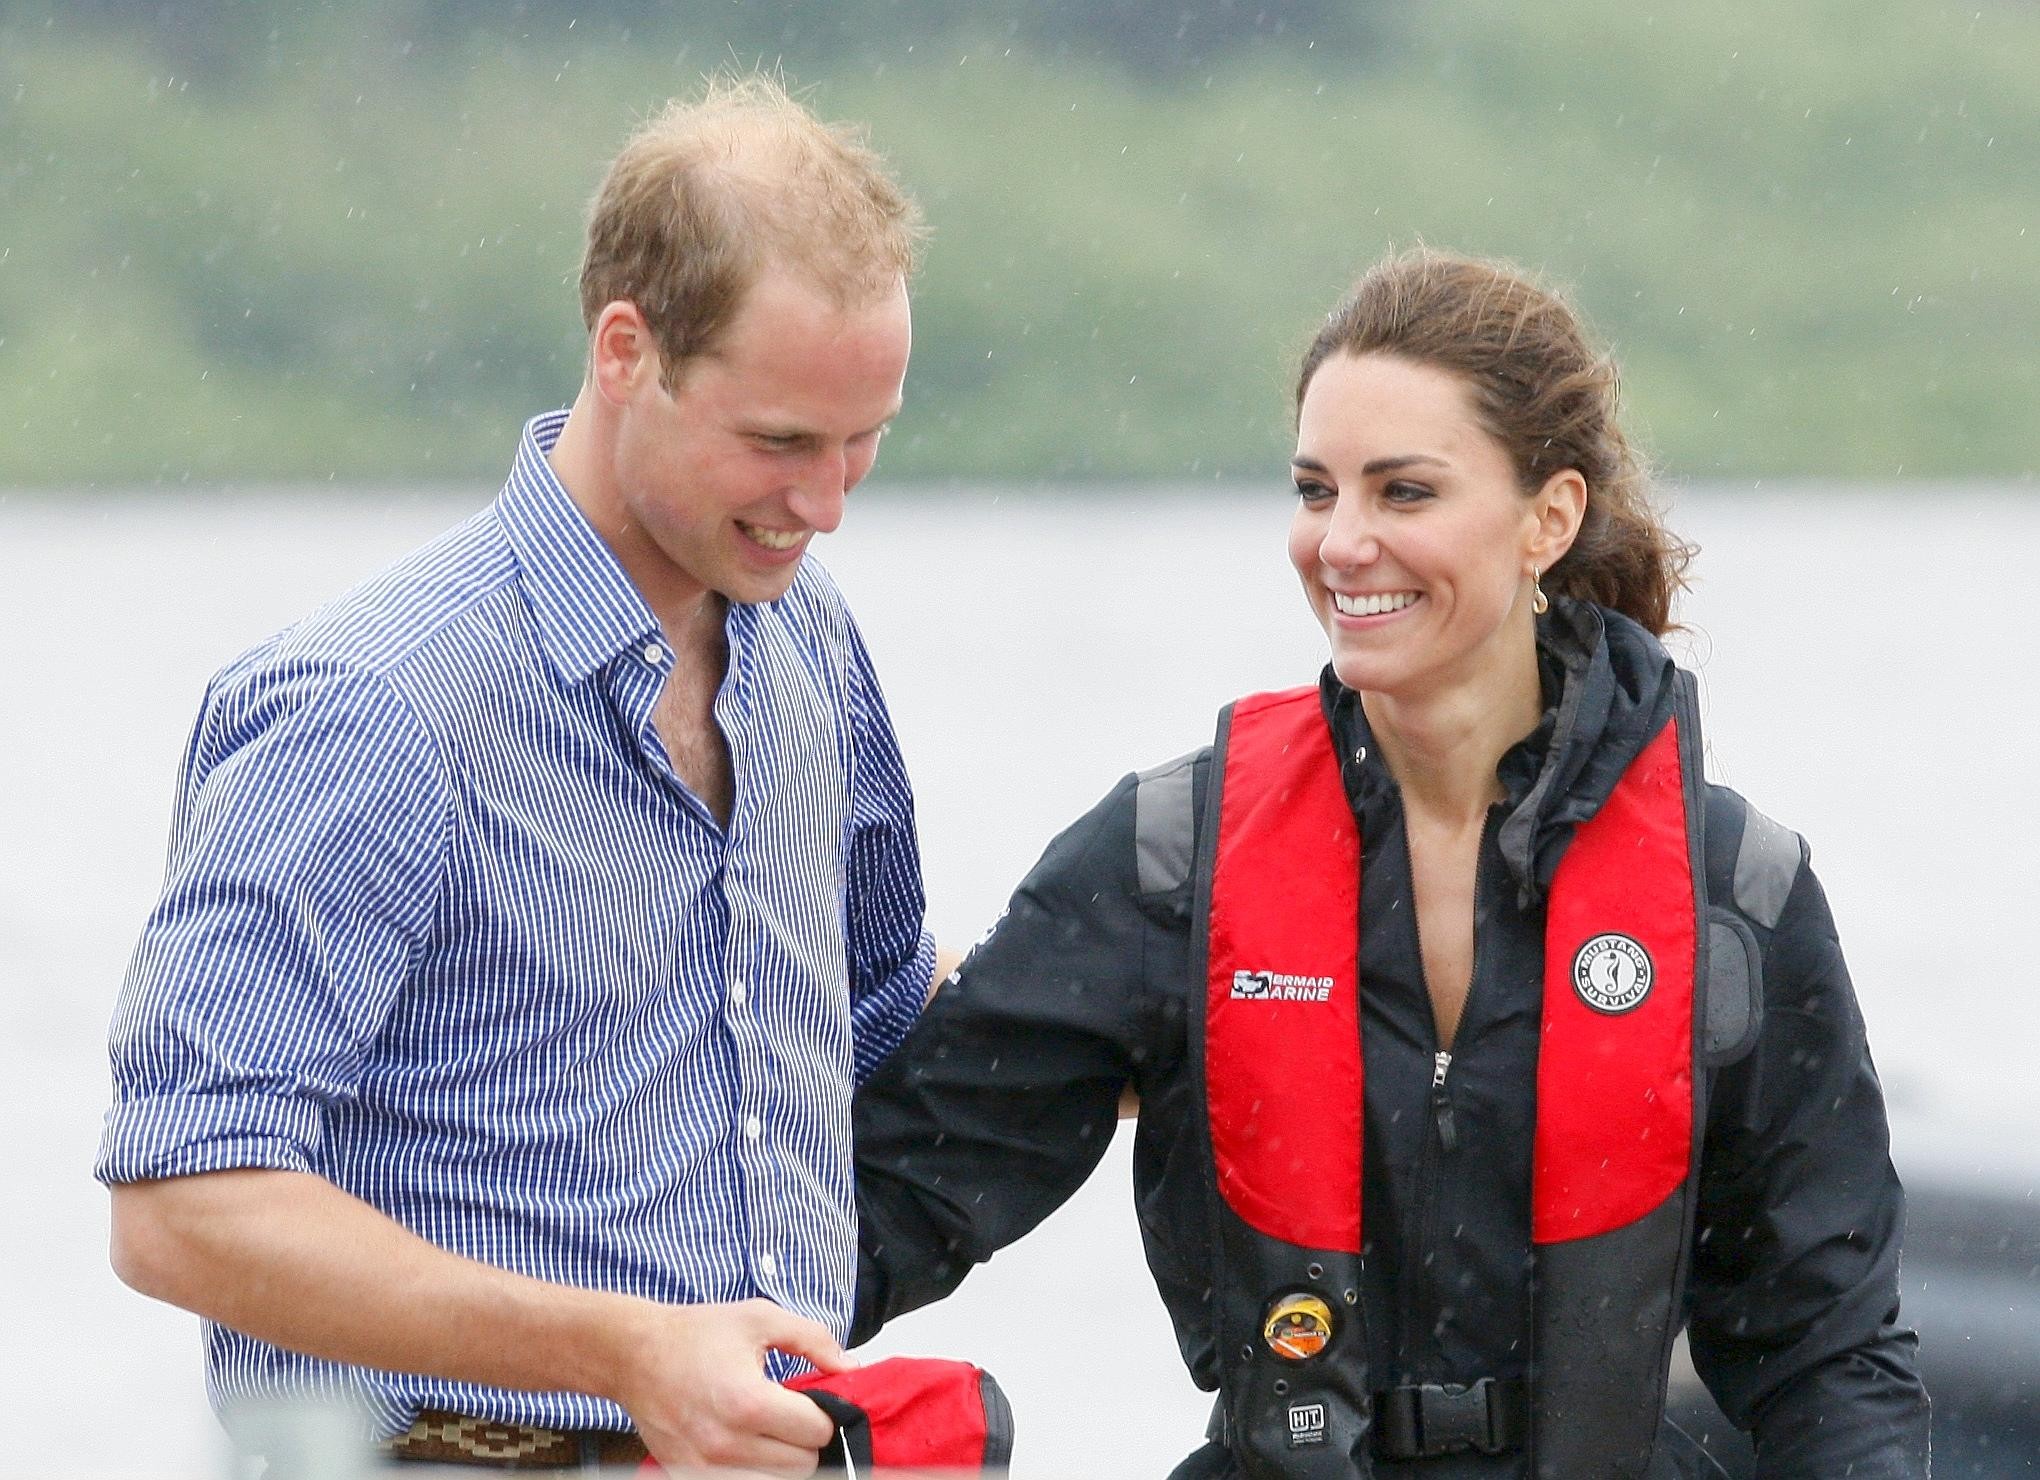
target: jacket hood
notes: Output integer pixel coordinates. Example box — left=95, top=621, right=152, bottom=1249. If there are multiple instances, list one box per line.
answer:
left=1322, top=596, right=1682, bottom=908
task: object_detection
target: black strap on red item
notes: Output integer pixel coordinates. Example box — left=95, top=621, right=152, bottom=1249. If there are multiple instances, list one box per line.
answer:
left=786, top=1356, right=1014, bottom=1473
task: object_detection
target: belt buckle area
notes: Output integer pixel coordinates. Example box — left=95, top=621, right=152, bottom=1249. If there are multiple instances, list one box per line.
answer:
left=1416, top=1378, right=1502, bottom=1456
left=388, top=1410, right=582, bottom=1468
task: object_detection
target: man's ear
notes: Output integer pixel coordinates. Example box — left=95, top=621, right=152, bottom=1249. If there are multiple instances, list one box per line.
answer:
left=588, top=301, right=657, bottom=406
left=1529, top=467, right=1588, bottom=572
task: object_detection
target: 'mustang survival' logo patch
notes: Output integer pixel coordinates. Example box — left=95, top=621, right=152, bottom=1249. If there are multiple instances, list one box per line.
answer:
left=1231, top=969, right=1334, bottom=1003
left=1571, top=932, right=1654, bottom=1014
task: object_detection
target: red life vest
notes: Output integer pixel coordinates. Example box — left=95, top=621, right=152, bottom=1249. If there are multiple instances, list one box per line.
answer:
left=1194, top=685, right=1708, bottom=1478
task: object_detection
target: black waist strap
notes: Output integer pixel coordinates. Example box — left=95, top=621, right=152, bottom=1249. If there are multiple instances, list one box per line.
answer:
left=1374, top=1377, right=1528, bottom=1460
left=1206, top=1376, right=1529, bottom=1461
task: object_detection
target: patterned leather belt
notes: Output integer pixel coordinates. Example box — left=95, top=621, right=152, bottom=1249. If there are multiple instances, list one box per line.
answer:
left=386, top=1409, right=650, bottom=1469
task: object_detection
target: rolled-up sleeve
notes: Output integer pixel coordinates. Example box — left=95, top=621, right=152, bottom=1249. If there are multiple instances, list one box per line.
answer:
left=837, top=619, right=933, bottom=1084
left=96, top=658, right=449, bottom=1184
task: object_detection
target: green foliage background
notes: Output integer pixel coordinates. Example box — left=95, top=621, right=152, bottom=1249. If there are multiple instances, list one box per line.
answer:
left=1, top=0, right=2035, bottom=486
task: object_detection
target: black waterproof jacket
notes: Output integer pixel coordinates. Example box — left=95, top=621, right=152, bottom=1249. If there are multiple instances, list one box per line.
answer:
left=853, top=606, right=1930, bottom=1477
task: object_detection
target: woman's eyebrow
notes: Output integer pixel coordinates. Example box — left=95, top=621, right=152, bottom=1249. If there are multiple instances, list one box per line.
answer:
left=1289, top=453, right=1450, bottom=474
left=1361, top=454, right=1449, bottom=475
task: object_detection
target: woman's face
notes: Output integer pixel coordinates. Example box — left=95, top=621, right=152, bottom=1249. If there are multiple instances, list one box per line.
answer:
left=1288, top=352, right=1577, bottom=701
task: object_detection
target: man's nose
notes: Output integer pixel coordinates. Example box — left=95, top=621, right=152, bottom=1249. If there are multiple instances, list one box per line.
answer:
left=789, top=450, right=849, bottom=534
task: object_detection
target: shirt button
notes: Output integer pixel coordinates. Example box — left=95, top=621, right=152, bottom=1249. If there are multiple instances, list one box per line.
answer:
left=744, top=1115, right=763, bottom=1141
left=730, top=979, right=748, bottom=1007
left=757, top=1251, right=778, bottom=1279
left=642, top=641, right=667, bottom=665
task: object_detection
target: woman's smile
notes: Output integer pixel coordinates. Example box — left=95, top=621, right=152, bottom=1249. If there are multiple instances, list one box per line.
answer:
left=1330, top=589, right=1422, bottom=620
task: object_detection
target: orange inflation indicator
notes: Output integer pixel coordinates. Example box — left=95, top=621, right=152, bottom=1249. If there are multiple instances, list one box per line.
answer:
left=1262, top=1293, right=1334, bottom=1360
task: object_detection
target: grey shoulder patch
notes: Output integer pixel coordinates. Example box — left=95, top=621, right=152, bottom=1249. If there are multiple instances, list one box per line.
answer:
left=1133, top=751, right=1200, bottom=895
left=1733, top=802, right=1804, bottom=931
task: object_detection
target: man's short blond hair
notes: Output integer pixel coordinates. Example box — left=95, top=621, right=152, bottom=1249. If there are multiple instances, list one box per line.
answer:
left=579, top=73, right=925, bottom=382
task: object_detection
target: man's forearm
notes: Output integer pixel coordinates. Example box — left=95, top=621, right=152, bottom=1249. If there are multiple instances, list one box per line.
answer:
left=111, top=1168, right=641, bottom=1403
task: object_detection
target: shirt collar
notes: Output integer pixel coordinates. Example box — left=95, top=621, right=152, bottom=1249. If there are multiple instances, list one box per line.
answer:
left=496, top=411, right=662, bottom=685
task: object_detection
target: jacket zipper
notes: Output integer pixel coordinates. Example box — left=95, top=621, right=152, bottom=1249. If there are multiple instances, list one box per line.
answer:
left=1395, top=818, right=1438, bottom=1371
left=1430, top=810, right=1495, bottom=1155
left=1397, top=807, right=1498, bottom=1373
left=1431, top=1049, right=1458, bottom=1154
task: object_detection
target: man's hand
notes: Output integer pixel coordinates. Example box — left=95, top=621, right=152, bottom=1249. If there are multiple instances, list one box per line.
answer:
left=614, top=1299, right=851, bottom=1479
left=111, top=1172, right=854, bottom=1477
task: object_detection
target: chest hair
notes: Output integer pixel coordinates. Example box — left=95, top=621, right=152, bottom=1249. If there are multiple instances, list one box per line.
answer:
left=652, top=606, right=735, bottom=829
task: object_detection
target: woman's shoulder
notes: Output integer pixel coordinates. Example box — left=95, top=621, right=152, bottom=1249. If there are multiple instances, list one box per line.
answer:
left=1696, top=783, right=1851, bottom=1066
left=1003, top=747, right=1216, bottom=910
left=1700, top=782, right=1812, bottom=937
left=1124, top=746, right=1216, bottom=898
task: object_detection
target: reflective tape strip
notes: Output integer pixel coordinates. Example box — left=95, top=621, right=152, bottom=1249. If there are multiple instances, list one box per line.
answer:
left=1733, top=803, right=1803, bottom=930
left=1134, top=752, right=1200, bottom=895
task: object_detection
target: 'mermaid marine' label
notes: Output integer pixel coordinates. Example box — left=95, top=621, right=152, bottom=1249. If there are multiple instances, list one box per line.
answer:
left=1231, top=969, right=1334, bottom=1003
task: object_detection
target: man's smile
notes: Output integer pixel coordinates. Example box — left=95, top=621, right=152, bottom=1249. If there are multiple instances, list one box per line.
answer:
left=737, top=520, right=807, bottom=551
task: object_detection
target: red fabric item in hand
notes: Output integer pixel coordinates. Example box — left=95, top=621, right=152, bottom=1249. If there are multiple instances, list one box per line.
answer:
left=787, top=1355, right=1013, bottom=1471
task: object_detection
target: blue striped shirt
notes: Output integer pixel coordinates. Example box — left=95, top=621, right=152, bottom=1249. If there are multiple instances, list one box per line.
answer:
left=96, top=410, right=935, bottom=1436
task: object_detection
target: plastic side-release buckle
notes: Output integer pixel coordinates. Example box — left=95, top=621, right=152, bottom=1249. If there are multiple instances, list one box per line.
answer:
left=1374, top=1377, right=1522, bottom=1459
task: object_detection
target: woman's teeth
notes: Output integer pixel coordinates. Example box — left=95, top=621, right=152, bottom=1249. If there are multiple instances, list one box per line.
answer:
left=1333, top=591, right=1418, bottom=617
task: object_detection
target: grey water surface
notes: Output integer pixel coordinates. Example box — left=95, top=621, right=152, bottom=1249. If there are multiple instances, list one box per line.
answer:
left=4, top=483, right=2035, bottom=1476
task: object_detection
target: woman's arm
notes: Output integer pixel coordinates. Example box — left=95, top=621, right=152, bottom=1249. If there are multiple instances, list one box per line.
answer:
left=852, top=769, right=1186, bottom=1341
left=1686, top=811, right=1930, bottom=1477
